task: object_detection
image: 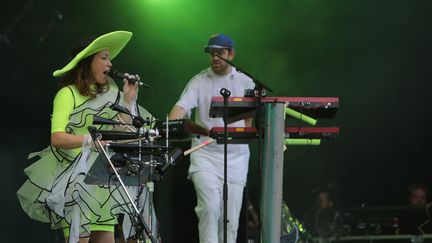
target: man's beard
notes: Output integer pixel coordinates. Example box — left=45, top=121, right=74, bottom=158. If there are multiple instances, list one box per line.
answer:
left=212, top=61, right=229, bottom=74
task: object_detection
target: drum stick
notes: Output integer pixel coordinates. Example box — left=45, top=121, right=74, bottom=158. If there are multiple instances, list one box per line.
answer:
left=184, top=138, right=215, bottom=156
left=114, top=138, right=145, bottom=144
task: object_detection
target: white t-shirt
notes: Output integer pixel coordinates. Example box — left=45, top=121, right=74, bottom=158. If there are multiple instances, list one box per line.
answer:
left=175, top=67, right=255, bottom=186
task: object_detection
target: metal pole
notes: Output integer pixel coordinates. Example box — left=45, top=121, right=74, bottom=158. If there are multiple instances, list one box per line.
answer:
left=260, top=102, right=285, bottom=243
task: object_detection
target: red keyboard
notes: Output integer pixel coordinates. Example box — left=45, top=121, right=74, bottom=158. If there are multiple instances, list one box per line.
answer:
left=209, top=126, right=339, bottom=144
left=210, top=96, right=339, bottom=123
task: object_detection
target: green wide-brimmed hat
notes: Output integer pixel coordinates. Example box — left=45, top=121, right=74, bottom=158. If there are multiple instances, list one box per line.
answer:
left=53, top=30, right=133, bottom=77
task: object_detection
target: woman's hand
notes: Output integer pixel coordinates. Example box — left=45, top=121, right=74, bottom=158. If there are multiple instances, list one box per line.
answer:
left=51, top=132, right=111, bottom=150
left=83, top=134, right=111, bottom=150
left=122, top=73, right=139, bottom=105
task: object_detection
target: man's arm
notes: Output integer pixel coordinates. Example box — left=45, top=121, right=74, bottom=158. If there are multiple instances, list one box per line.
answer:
left=169, top=105, right=187, bottom=120
left=244, top=118, right=253, bottom=127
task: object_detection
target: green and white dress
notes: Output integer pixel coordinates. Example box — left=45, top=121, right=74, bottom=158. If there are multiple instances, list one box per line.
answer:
left=17, top=80, right=158, bottom=242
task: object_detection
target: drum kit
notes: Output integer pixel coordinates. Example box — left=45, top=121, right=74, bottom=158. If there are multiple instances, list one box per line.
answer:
left=84, top=103, right=209, bottom=242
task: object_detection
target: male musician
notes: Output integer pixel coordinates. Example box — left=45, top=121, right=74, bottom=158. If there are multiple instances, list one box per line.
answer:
left=169, top=33, right=254, bottom=243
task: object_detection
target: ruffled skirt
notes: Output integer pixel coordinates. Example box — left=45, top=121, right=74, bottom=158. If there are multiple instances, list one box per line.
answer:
left=17, top=146, right=159, bottom=242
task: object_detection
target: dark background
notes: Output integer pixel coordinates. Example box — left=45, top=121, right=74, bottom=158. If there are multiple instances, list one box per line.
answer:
left=1, top=0, right=431, bottom=242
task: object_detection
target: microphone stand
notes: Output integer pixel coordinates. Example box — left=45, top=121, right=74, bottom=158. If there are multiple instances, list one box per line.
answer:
left=215, top=54, right=274, bottom=242
left=220, top=87, right=231, bottom=243
left=214, top=54, right=273, bottom=93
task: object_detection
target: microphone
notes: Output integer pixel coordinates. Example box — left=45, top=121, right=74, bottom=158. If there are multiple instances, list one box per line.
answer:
left=220, top=88, right=231, bottom=98
left=109, top=70, right=150, bottom=88
left=213, top=54, right=273, bottom=93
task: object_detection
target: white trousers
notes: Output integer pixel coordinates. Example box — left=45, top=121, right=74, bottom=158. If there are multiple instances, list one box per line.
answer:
left=191, top=171, right=245, bottom=243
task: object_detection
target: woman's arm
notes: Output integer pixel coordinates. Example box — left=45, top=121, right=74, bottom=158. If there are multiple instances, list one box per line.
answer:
left=51, top=131, right=86, bottom=149
left=51, top=87, right=85, bottom=149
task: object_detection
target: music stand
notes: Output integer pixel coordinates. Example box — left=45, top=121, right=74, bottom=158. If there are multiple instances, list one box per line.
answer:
left=87, top=138, right=158, bottom=243
left=84, top=143, right=168, bottom=186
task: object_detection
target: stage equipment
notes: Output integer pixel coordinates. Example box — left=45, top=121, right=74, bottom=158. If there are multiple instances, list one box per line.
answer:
left=210, top=53, right=339, bottom=243
left=85, top=101, right=214, bottom=242
left=307, top=205, right=432, bottom=243
left=210, top=96, right=338, bottom=124
left=209, top=126, right=338, bottom=144
left=209, top=96, right=339, bottom=243
left=155, top=118, right=209, bottom=139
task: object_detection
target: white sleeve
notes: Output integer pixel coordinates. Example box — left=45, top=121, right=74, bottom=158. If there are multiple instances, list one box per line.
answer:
left=245, top=78, right=255, bottom=90
left=175, top=77, right=199, bottom=118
